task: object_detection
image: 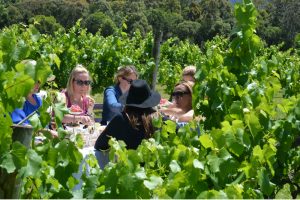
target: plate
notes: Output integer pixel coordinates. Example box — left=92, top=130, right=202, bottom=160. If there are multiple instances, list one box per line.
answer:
left=69, top=111, right=82, bottom=115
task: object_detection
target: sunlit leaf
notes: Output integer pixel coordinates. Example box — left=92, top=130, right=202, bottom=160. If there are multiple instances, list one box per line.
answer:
left=144, top=175, right=163, bottom=190
left=169, top=160, right=181, bottom=173
left=199, top=134, right=214, bottom=149
left=275, top=184, right=292, bottom=199
left=258, top=168, right=275, bottom=196
left=11, top=141, right=28, bottom=169
left=193, top=159, right=204, bottom=170
left=0, top=153, right=16, bottom=173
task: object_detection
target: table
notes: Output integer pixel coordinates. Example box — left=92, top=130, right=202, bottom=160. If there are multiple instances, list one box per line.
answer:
left=65, top=123, right=106, bottom=148
left=65, top=123, right=106, bottom=190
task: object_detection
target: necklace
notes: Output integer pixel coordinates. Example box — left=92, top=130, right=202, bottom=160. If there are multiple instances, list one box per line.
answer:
left=72, top=97, right=82, bottom=106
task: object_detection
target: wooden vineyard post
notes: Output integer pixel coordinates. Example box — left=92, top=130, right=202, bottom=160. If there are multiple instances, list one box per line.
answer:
left=0, top=125, right=33, bottom=199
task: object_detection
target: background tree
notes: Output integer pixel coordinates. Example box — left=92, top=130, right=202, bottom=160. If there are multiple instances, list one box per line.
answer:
left=0, top=0, right=21, bottom=4
left=147, top=8, right=167, bottom=89
left=253, top=0, right=300, bottom=49
left=89, top=0, right=112, bottom=14
left=29, top=15, right=64, bottom=35
left=121, top=1, right=150, bottom=37
left=84, top=11, right=116, bottom=36
left=55, top=0, right=88, bottom=28
left=5, top=5, right=23, bottom=26
left=146, top=0, right=183, bottom=89
left=108, top=0, right=126, bottom=27
left=255, top=6, right=282, bottom=46
left=125, top=12, right=150, bottom=37
left=0, top=4, right=9, bottom=28
left=164, top=0, right=181, bottom=13
left=278, top=0, right=300, bottom=48
left=183, top=2, right=201, bottom=21
left=195, top=0, right=233, bottom=47
left=178, top=0, right=194, bottom=8
left=11, top=0, right=88, bottom=28
left=0, top=0, right=299, bottom=49
left=176, top=20, right=200, bottom=43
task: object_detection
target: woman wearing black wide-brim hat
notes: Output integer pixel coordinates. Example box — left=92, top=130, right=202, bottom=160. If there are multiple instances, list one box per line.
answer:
left=94, top=79, right=161, bottom=167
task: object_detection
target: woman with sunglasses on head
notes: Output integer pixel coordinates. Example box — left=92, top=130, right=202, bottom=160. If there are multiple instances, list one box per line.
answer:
left=182, top=65, right=196, bottom=82
left=160, top=80, right=195, bottom=123
left=62, top=64, right=94, bottom=126
left=101, top=65, right=138, bottom=125
left=160, top=65, right=196, bottom=109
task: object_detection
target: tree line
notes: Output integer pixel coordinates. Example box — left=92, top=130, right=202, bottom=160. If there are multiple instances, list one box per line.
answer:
left=0, top=0, right=299, bottom=50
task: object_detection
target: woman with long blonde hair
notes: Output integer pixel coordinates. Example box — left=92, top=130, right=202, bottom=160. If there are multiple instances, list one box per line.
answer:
left=62, top=64, right=94, bottom=125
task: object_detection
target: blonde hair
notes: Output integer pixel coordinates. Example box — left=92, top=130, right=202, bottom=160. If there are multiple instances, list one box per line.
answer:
left=182, top=65, right=196, bottom=77
left=114, top=65, right=138, bottom=83
left=66, top=64, right=91, bottom=97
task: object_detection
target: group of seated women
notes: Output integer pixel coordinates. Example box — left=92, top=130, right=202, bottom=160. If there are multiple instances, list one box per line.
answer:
left=11, top=62, right=199, bottom=168
left=94, top=65, right=197, bottom=150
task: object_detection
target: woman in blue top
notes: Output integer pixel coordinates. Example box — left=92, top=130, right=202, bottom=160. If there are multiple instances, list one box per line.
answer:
left=101, top=65, right=138, bottom=125
left=24, top=82, right=42, bottom=116
left=11, top=82, right=42, bottom=125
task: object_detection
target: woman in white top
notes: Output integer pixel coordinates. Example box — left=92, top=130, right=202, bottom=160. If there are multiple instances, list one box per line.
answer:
left=161, top=81, right=194, bottom=122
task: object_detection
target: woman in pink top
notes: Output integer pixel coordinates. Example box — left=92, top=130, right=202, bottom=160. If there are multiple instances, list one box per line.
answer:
left=62, top=64, right=94, bottom=125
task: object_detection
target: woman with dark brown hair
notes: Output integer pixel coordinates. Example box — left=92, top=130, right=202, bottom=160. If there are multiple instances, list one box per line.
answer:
left=95, top=79, right=161, bottom=151
left=161, top=80, right=195, bottom=122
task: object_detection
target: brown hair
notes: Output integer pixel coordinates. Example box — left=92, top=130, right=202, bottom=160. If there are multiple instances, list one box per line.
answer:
left=175, top=80, right=195, bottom=94
left=124, top=106, right=155, bottom=139
left=66, top=64, right=91, bottom=97
left=114, top=65, right=138, bottom=83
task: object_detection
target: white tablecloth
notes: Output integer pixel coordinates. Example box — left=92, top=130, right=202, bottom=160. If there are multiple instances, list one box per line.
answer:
left=69, top=124, right=106, bottom=191
left=65, top=123, right=106, bottom=148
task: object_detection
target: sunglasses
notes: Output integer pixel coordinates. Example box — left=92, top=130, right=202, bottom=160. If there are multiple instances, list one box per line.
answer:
left=122, top=77, right=133, bottom=84
left=171, top=91, right=190, bottom=98
left=74, top=79, right=92, bottom=86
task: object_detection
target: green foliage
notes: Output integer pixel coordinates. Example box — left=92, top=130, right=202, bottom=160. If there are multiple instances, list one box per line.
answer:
left=125, top=12, right=151, bottom=37
left=295, top=33, right=300, bottom=54
left=89, top=0, right=112, bottom=15
left=190, top=0, right=300, bottom=198
left=146, top=8, right=169, bottom=35
left=0, top=4, right=23, bottom=27
left=10, top=0, right=88, bottom=28
left=159, top=37, right=202, bottom=93
left=84, top=12, right=116, bottom=36
left=175, top=20, right=200, bottom=42
left=0, top=0, right=299, bottom=50
left=15, top=20, right=196, bottom=93
left=29, top=15, right=64, bottom=35
left=0, top=24, right=76, bottom=198
left=195, top=0, right=233, bottom=45
left=0, top=0, right=299, bottom=198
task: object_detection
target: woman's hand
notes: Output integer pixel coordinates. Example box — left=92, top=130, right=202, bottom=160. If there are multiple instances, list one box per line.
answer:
left=160, top=107, right=184, bottom=116
left=87, top=96, right=95, bottom=115
left=79, top=115, right=93, bottom=126
left=88, top=96, right=95, bottom=107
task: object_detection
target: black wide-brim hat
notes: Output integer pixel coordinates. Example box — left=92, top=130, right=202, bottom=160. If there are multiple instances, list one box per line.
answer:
left=119, top=79, right=161, bottom=108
